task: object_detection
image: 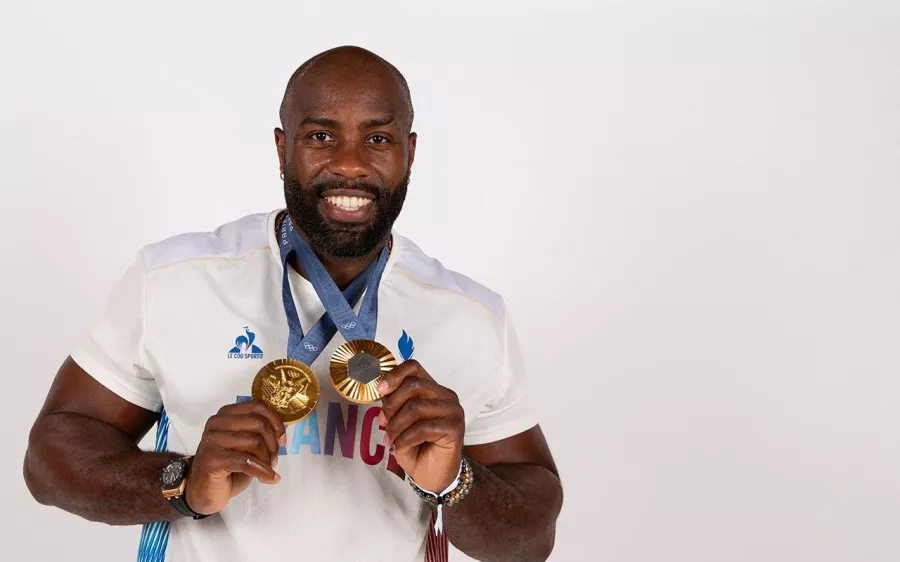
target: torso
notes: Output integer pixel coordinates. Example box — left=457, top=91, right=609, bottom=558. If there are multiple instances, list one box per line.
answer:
left=136, top=209, right=509, bottom=561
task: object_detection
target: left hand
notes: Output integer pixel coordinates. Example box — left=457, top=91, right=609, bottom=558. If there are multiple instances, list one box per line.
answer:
left=377, top=360, right=465, bottom=493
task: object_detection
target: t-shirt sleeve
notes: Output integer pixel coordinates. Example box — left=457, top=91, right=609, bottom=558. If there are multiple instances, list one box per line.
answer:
left=70, top=252, right=162, bottom=412
left=464, top=305, right=539, bottom=446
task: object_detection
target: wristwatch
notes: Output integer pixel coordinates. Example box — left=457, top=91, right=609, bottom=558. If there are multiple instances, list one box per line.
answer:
left=160, top=456, right=209, bottom=520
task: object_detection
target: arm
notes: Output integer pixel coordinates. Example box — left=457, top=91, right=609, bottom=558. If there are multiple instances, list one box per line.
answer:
left=378, top=361, right=563, bottom=562
left=444, top=428, right=562, bottom=562
left=24, top=357, right=285, bottom=525
left=24, top=357, right=178, bottom=524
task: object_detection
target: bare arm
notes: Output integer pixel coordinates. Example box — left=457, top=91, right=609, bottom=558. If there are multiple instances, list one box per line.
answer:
left=378, top=360, right=563, bottom=562
left=23, top=357, right=180, bottom=524
left=24, top=357, right=285, bottom=525
left=445, top=428, right=563, bottom=562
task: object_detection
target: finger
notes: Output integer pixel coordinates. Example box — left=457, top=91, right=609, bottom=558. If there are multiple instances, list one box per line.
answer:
left=206, top=414, right=280, bottom=457
left=216, top=401, right=287, bottom=446
left=381, top=374, right=456, bottom=421
left=384, top=398, right=458, bottom=447
left=204, top=430, right=272, bottom=468
left=207, top=450, right=280, bottom=484
left=390, top=418, right=457, bottom=452
left=376, top=360, right=433, bottom=397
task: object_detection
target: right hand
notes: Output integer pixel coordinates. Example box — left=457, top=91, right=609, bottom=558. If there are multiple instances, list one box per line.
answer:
left=185, top=400, right=287, bottom=515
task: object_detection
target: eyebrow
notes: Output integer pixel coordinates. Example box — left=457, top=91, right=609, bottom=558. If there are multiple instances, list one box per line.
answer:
left=360, top=115, right=396, bottom=129
left=299, top=116, right=341, bottom=128
left=299, top=114, right=396, bottom=128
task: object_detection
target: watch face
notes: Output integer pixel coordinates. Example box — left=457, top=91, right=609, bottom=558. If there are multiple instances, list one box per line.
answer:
left=161, top=459, right=187, bottom=488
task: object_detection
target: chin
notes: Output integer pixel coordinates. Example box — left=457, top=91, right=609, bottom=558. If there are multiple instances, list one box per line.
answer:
left=315, top=228, right=384, bottom=258
left=286, top=203, right=394, bottom=259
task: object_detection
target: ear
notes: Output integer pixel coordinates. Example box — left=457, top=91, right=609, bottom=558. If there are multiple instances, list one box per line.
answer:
left=274, top=127, right=286, bottom=175
left=407, top=132, right=417, bottom=177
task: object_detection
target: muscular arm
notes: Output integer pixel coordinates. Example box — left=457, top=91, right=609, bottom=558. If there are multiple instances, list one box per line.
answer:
left=379, top=360, right=563, bottom=562
left=24, top=357, right=284, bottom=525
left=23, top=357, right=182, bottom=525
left=444, top=427, right=563, bottom=562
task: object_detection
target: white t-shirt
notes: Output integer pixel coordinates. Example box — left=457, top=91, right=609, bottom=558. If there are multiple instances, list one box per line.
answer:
left=71, top=209, right=537, bottom=562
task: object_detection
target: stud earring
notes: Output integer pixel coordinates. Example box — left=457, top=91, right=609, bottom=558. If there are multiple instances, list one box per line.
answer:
left=280, top=170, right=285, bottom=181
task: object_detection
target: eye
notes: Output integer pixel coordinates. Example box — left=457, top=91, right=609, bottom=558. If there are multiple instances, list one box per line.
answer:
left=367, top=135, right=390, bottom=144
left=309, top=132, right=333, bottom=142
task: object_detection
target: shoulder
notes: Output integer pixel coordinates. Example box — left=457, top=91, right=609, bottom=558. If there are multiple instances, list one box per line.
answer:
left=390, top=234, right=507, bottom=321
left=138, top=211, right=273, bottom=272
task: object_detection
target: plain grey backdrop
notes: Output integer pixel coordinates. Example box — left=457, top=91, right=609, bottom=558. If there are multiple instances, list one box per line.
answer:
left=1, top=1, right=899, bottom=560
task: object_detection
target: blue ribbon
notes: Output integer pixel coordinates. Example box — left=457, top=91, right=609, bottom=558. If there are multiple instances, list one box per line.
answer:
left=278, top=215, right=388, bottom=363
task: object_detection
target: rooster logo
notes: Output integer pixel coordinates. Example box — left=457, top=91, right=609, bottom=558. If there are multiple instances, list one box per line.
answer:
left=227, top=327, right=264, bottom=359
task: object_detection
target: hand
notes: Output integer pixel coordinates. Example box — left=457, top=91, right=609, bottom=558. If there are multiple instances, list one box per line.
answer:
left=185, top=401, right=287, bottom=515
left=377, top=360, right=465, bottom=493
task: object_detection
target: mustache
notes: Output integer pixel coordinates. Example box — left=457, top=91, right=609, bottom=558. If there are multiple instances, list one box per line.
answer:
left=306, top=178, right=385, bottom=199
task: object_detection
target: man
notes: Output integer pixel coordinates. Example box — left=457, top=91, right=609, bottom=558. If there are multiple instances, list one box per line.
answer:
left=23, top=46, right=563, bottom=562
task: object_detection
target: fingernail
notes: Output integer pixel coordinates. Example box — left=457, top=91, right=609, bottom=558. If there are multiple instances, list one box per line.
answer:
left=378, top=412, right=386, bottom=427
left=279, top=434, right=287, bottom=446
left=377, top=381, right=388, bottom=393
left=383, top=434, right=391, bottom=447
left=272, top=456, right=279, bottom=468
left=274, top=473, right=281, bottom=483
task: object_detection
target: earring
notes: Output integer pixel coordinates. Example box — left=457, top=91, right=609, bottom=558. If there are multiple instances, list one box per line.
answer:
left=280, top=170, right=285, bottom=181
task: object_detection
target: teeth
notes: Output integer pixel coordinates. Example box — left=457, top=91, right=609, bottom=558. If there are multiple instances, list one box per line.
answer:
left=325, top=195, right=372, bottom=211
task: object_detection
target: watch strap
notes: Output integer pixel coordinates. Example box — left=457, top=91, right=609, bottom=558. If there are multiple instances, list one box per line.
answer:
left=167, top=494, right=209, bottom=520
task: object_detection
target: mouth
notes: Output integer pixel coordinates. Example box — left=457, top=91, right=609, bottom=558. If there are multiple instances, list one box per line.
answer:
left=319, top=189, right=376, bottom=223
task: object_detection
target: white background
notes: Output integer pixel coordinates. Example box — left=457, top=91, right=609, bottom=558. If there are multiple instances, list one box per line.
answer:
left=2, top=1, right=899, bottom=560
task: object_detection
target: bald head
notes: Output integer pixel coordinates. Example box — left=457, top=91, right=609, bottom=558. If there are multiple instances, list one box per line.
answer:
left=273, top=46, right=418, bottom=260
left=279, top=46, right=414, bottom=134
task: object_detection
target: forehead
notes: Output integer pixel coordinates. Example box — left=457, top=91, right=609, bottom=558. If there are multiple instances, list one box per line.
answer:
left=292, top=65, right=404, bottom=123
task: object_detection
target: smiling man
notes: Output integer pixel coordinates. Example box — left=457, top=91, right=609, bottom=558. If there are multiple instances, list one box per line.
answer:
left=23, top=46, right=563, bottom=562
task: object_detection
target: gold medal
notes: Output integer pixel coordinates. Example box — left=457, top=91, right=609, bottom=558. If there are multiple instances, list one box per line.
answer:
left=252, top=358, right=320, bottom=424
left=330, top=340, right=397, bottom=404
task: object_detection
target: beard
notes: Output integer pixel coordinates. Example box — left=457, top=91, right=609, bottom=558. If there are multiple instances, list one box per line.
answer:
left=283, top=169, right=409, bottom=258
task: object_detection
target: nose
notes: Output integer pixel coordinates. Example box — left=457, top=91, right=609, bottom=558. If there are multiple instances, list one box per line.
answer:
left=326, top=142, right=370, bottom=181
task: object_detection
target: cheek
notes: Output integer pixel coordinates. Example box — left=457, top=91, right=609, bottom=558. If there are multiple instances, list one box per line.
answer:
left=371, top=152, right=408, bottom=182
left=291, top=148, right=328, bottom=182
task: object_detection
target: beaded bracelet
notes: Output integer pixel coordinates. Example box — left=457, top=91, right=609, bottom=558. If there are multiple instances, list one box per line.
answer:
left=407, top=457, right=475, bottom=533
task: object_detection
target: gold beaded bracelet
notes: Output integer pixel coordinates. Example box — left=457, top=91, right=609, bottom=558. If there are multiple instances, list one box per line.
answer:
left=407, top=457, right=475, bottom=533
left=408, top=456, right=475, bottom=508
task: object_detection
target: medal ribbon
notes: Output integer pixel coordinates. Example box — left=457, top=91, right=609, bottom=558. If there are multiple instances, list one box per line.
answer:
left=278, top=217, right=384, bottom=364
left=282, top=215, right=388, bottom=345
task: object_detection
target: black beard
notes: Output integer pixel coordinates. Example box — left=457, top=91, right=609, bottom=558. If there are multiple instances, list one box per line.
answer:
left=283, top=171, right=408, bottom=258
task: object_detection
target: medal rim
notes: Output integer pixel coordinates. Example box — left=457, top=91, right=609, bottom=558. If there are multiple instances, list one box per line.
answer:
left=251, top=358, right=320, bottom=424
left=330, top=339, right=397, bottom=404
